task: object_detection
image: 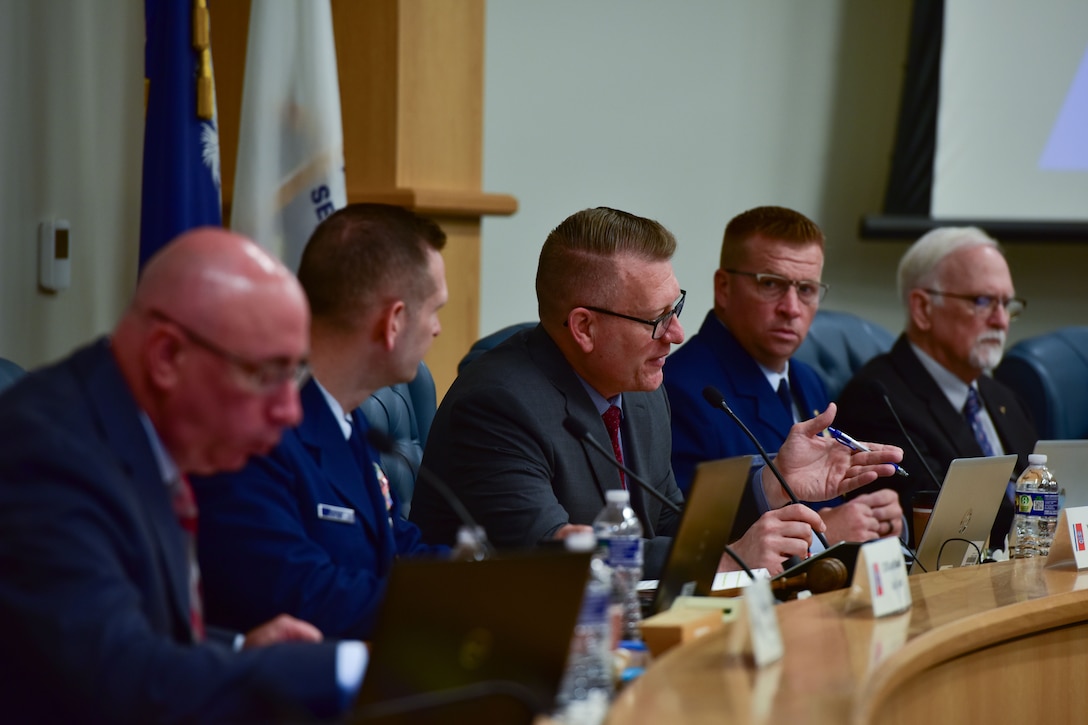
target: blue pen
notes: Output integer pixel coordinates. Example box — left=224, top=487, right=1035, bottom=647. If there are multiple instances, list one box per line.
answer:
left=826, top=426, right=909, bottom=477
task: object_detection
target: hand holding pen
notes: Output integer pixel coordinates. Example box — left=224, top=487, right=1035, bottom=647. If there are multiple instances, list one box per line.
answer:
left=826, top=426, right=910, bottom=478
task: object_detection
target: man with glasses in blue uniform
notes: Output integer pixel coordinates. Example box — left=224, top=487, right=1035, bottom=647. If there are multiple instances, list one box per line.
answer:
left=834, top=226, right=1036, bottom=548
left=665, top=206, right=904, bottom=552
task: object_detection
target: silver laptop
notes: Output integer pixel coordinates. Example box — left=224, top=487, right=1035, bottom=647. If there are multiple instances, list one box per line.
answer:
left=1033, top=440, right=1088, bottom=510
left=910, top=455, right=1017, bottom=574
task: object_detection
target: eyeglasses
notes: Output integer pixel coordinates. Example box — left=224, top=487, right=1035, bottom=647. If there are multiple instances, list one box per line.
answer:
left=920, top=290, right=1027, bottom=320
left=147, top=310, right=311, bottom=393
left=572, top=289, right=686, bottom=340
left=724, top=269, right=829, bottom=305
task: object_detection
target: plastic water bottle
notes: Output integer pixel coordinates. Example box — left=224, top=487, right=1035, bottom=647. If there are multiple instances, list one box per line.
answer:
left=593, top=489, right=643, bottom=641
left=1009, top=454, right=1059, bottom=558
left=555, top=532, right=613, bottom=723
left=449, top=524, right=491, bottom=561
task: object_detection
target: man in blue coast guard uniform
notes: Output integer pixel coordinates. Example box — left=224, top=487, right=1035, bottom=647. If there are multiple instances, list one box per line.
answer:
left=665, top=206, right=903, bottom=549
left=193, top=204, right=450, bottom=640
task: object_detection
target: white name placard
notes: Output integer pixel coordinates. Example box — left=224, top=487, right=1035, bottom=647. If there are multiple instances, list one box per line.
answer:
left=728, top=578, right=783, bottom=668
left=850, top=536, right=912, bottom=617
left=1046, top=506, right=1088, bottom=570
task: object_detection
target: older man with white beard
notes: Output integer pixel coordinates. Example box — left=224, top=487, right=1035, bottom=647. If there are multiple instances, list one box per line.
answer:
left=834, top=227, right=1037, bottom=548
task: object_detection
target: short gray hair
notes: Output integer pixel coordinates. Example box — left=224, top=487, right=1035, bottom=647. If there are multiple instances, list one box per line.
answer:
left=896, top=226, right=1001, bottom=308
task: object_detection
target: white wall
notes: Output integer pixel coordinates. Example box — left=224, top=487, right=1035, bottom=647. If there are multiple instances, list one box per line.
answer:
left=480, top=0, right=1088, bottom=350
left=0, top=0, right=143, bottom=369
left=2, top=0, right=1085, bottom=372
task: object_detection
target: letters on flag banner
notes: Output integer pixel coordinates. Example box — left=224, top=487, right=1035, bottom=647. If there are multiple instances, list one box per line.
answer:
left=231, top=0, right=346, bottom=271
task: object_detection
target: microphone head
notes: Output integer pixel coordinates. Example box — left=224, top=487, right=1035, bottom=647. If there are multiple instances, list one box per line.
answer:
left=366, top=427, right=396, bottom=454
left=701, top=386, right=726, bottom=409
left=873, top=381, right=902, bottom=417
left=562, top=416, right=591, bottom=441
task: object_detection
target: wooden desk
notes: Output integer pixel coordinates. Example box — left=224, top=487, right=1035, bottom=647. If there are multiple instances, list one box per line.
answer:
left=608, top=558, right=1088, bottom=724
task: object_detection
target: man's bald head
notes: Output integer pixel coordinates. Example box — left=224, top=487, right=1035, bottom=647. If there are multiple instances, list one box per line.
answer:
left=134, top=227, right=306, bottom=339
left=116, top=227, right=310, bottom=475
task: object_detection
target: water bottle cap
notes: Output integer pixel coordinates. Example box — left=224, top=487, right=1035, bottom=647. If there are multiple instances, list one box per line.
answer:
left=605, top=489, right=630, bottom=503
left=456, top=525, right=484, bottom=546
left=563, top=530, right=597, bottom=552
left=1027, top=453, right=1047, bottom=465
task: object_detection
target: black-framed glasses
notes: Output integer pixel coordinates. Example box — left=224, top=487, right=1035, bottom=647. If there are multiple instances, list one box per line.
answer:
left=147, top=309, right=311, bottom=393
left=920, top=289, right=1026, bottom=320
left=724, top=269, right=828, bottom=305
left=571, top=289, right=686, bottom=340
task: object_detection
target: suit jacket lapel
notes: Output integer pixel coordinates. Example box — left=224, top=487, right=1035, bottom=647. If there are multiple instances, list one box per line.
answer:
left=527, top=326, right=618, bottom=506
left=78, top=340, right=192, bottom=639
left=296, top=381, right=385, bottom=544
left=620, top=393, right=656, bottom=536
left=979, top=376, right=1034, bottom=468
left=890, top=336, right=986, bottom=458
left=706, top=320, right=793, bottom=441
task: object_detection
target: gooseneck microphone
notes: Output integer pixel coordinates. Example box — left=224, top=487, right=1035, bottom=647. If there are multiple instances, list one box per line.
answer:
left=721, top=545, right=757, bottom=583
left=875, top=382, right=943, bottom=491
left=562, top=416, right=757, bottom=582
left=366, top=428, right=494, bottom=558
left=700, top=386, right=830, bottom=551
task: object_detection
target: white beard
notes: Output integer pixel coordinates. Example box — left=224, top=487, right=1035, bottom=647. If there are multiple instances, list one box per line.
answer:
left=969, top=329, right=1007, bottom=371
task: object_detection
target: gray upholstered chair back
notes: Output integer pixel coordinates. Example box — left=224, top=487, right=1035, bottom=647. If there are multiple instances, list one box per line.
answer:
left=994, top=326, right=1088, bottom=440
left=358, top=361, right=437, bottom=517
left=794, top=310, right=896, bottom=401
left=457, top=315, right=894, bottom=405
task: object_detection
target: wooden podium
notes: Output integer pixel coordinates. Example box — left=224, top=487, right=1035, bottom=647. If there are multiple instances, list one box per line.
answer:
left=212, top=0, right=516, bottom=398
left=607, top=558, right=1088, bottom=724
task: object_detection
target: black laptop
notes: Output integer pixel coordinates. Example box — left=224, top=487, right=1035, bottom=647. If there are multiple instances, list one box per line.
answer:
left=351, top=549, right=591, bottom=724
left=647, top=455, right=752, bottom=615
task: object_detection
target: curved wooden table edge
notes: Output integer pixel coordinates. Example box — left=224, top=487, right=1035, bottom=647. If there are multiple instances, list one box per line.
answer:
left=850, top=583, right=1087, bottom=725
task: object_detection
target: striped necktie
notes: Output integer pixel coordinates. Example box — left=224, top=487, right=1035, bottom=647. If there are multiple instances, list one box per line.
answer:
left=963, top=387, right=995, bottom=456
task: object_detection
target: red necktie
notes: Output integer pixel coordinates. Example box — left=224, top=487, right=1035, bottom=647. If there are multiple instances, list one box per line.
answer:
left=602, top=405, right=626, bottom=489
left=170, top=474, right=205, bottom=642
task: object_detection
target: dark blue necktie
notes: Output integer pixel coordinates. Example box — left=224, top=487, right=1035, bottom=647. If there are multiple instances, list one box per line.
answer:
left=963, top=387, right=995, bottom=456
left=776, top=378, right=794, bottom=421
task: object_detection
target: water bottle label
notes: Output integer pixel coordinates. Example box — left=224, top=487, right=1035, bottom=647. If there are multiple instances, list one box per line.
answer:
left=580, top=589, right=610, bottom=624
left=1015, top=491, right=1059, bottom=517
left=602, top=536, right=643, bottom=567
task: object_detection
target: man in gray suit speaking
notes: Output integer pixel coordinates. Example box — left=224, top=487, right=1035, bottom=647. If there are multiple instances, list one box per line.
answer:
left=411, top=207, right=901, bottom=577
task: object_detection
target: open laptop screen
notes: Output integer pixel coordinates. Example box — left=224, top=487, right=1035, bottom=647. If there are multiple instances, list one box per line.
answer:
left=352, top=550, right=591, bottom=724
left=649, top=455, right=751, bottom=614
left=911, top=455, right=1017, bottom=574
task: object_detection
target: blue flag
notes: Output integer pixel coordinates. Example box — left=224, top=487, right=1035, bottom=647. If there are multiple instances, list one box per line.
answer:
left=140, top=0, right=222, bottom=270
